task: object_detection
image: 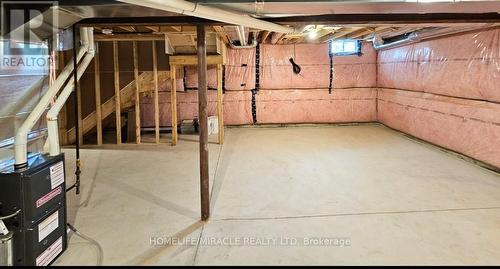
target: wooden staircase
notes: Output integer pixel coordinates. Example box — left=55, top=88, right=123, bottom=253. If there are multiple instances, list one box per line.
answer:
left=67, top=71, right=170, bottom=143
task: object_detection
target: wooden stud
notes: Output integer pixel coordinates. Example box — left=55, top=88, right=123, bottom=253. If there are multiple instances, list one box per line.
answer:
left=169, top=55, right=224, bottom=66
left=216, top=63, right=224, bottom=145
left=133, top=41, right=141, bottom=144
left=152, top=40, right=160, bottom=144
left=94, top=42, right=103, bottom=145
left=113, top=41, right=122, bottom=144
left=170, top=66, right=178, bottom=146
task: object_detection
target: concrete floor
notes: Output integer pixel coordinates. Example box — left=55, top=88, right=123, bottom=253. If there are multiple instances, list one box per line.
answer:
left=54, top=124, right=500, bottom=266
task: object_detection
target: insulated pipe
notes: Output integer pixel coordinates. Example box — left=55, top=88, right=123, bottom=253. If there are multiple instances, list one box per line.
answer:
left=13, top=27, right=90, bottom=168
left=46, top=27, right=95, bottom=156
left=117, top=0, right=294, bottom=34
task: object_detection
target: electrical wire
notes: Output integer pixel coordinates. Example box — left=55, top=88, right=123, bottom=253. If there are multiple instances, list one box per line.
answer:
left=0, top=209, right=21, bottom=220
left=67, top=223, right=104, bottom=266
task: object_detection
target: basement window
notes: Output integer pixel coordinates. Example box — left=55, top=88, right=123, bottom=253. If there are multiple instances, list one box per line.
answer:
left=329, top=39, right=361, bottom=56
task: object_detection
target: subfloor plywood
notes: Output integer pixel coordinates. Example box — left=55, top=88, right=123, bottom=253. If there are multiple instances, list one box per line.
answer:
left=54, top=125, right=500, bottom=266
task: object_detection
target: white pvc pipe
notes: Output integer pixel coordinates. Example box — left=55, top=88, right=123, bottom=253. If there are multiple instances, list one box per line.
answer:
left=46, top=27, right=95, bottom=156
left=117, top=0, right=294, bottom=34
left=14, top=27, right=90, bottom=167
left=236, top=25, right=247, bottom=46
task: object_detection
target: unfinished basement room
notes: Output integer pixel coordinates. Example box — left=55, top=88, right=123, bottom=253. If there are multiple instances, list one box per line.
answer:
left=0, top=0, right=499, bottom=266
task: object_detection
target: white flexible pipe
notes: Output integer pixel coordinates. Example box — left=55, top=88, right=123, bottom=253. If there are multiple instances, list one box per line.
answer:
left=117, top=0, right=294, bottom=34
left=14, top=27, right=90, bottom=167
left=236, top=25, right=247, bottom=46
left=46, top=28, right=95, bottom=156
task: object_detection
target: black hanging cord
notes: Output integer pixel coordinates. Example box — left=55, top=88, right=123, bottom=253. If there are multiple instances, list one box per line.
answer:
left=328, top=53, right=333, bottom=94
left=289, top=58, right=301, bottom=74
left=72, top=24, right=81, bottom=195
left=222, top=65, right=226, bottom=94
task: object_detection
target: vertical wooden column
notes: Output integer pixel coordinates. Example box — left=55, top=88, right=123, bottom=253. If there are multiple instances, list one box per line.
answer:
left=152, top=41, right=160, bottom=144
left=133, top=41, right=141, bottom=144
left=197, top=24, right=210, bottom=221
left=94, top=42, right=103, bottom=145
left=170, top=66, right=178, bottom=145
left=113, top=41, right=122, bottom=144
left=216, top=63, right=224, bottom=144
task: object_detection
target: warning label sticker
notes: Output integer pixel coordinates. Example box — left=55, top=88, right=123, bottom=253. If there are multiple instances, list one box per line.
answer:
left=36, top=236, right=63, bottom=266
left=49, top=161, right=64, bottom=189
left=38, top=211, right=59, bottom=242
left=36, top=186, right=62, bottom=208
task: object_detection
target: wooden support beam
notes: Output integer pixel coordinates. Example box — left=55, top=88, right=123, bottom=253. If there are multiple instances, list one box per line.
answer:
left=259, top=30, right=271, bottom=43
left=152, top=41, right=160, bottom=144
left=270, top=32, right=284, bottom=44
left=216, top=63, right=224, bottom=145
left=119, top=26, right=136, bottom=32
left=213, top=26, right=230, bottom=45
left=170, top=66, right=178, bottom=146
left=169, top=55, right=224, bottom=66
left=197, top=24, right=210, bottom=221
left=113, top=41, right=122, bottom=144
left=94, top=42, right=103, bottom=145
left=133, top=41, right=141, bottom=144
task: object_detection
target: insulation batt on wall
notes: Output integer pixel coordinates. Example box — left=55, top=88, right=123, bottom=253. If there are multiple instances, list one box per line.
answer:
left=377, top=27, right=500, bottom=168
left=140, top=42, right=378, bottom=126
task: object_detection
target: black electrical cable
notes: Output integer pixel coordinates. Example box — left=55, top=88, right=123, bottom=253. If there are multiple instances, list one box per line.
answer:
left=329, top=53, right=333, bottom=94
left=72, top=24, right=81, bottom=195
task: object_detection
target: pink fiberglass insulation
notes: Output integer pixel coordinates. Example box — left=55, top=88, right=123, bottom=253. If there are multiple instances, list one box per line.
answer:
left=377, top=28, right=500, bottom=168
left=378, top=28, right=500, bottom=102
left=141, top=90, right=252, bottom=126
left=257, top=88, right=377, bottom=124
left=378, top=88, right=500, bottom=168
left=260, top=42, right=376, bottom=89
left=141, top=42, right=378, bottom=126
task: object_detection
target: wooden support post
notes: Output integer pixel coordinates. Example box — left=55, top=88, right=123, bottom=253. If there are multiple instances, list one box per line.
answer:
left=152, top=41, right=160, bottom=144
left=133, top=41, right=141, bottom=144
left=94, top=42, right=103, bottom=145
left=216, top=63, right=224, bottom=144
left=113, top=41, right=122, bottom=144
left=170, top=65, right=178, bottom=146
left=197, top=24, right=210, bottom=221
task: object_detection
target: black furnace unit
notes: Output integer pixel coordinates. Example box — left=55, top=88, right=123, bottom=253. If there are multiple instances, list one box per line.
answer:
left=0, top=153, right=67, bottom=266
